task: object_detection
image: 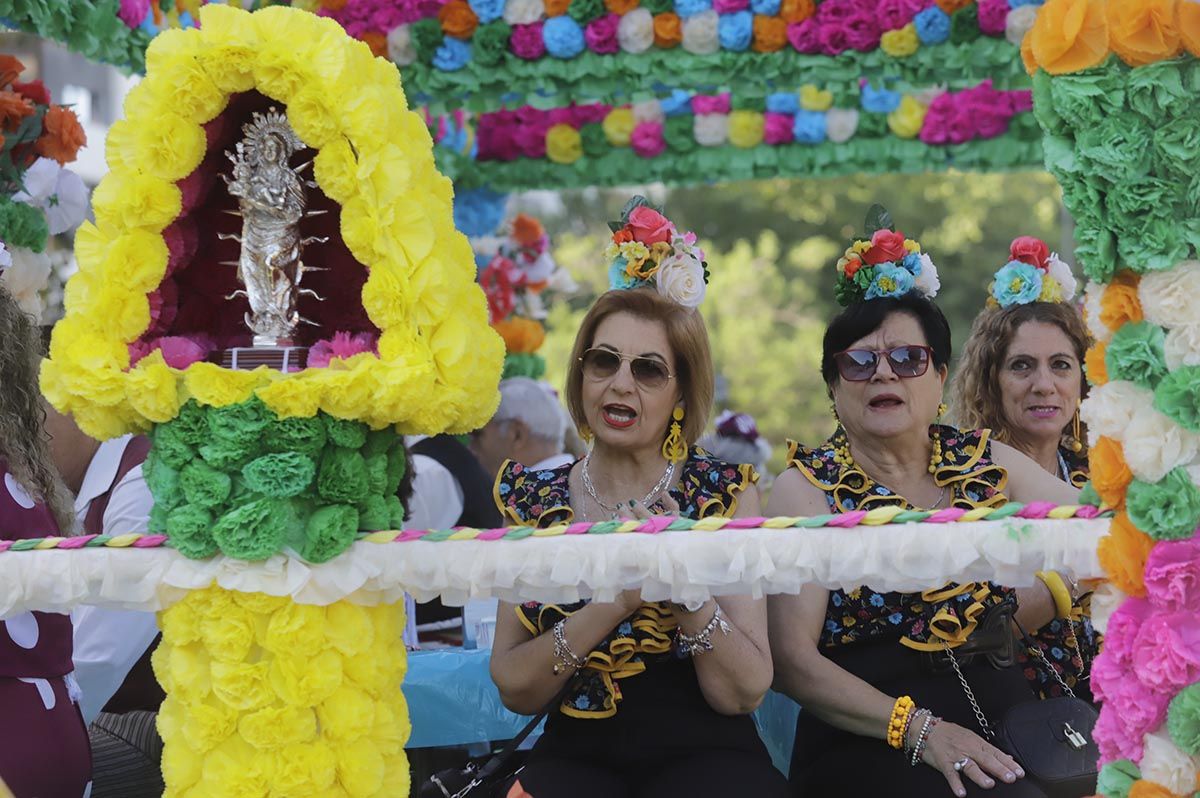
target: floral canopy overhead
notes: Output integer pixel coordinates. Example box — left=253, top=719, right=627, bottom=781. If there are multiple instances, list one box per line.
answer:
left=1, top=0, right=1046, bottom=188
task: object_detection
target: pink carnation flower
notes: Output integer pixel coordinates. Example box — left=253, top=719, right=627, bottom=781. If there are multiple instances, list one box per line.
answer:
left=163, top=220, right=198, bottom=277
left=1094, top=704, right=1143, bottom=765
left=818, top=21, right=852, bottom=55
left=308, top=332, right=379, bottom=368
left=118, top=0, right=151, bottom=28
left=158, top=335, right=215, bottom=369
left=1145, top=537, right=1200, bottom=613
left=876, top=0, right=917, bottom=31
left=787, top=18, right=821, bottom=52
left=630, top=121, right=665, bottom=158
left=691, top=93, right=731, bottom=115
left=844, top=13, right=881, bottom=51
left=585, top=14, right=621, bottom=54
left=977, top=0, right=1009, bottom=35
left=764, top=112, right=794, bottom=145
left=713, top=0, right=750, bottom=11
left=1104, top=597, right=1152, bottom=669
left=510, top=22, right=547, bottom=59
left=1132, top=610, right=1200, bottom=694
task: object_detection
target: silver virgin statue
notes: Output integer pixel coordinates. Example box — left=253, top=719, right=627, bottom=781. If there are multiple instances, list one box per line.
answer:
left=221, top=108, right=325, bottom=347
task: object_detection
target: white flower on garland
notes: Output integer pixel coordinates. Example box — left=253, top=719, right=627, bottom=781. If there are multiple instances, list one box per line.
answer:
left=694, top=112, right=729, bottom=147
left=633, top=100, right=665, bottom=125
left=1079, top=380, right=1154, bottom=447
left=503, top=0, right=543, bottom=25
left=1140, top=260, right=1200, bottom=330
left=826, top=109, right=859, bottom=143
left=13, top=158, right=88, bottom=235
left=387, top=25, right=416, bottom=66
left=1122, top=409, right=1200, bottom=483
left=1005, top=5, right=1038, bottom=45
left=1087, top=581, right=1126, bottom=635
left=1045, top=253, right=1077, bottom=302
left=1082, top=281, right=1109, bottom=343
left=681, top=10, right=720, bottom=55
left=618, top=9, right=655, bottom=53
left=656, top=245, right=706, bottom=308
left=913, top=253, right=941, bottom=300
left=0, top=247, right=51, bottom=321
left=1164, top=323, right=1200, bottom=371
left=1140, top=730, right=1200, bottom=797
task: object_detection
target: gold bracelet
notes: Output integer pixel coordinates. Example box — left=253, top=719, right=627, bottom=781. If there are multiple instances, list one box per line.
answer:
left=1036, top=571, right=1074, bottom=619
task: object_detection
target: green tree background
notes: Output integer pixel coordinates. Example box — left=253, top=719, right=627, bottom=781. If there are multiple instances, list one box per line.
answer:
left=510, top=171, right=1066, bottom=473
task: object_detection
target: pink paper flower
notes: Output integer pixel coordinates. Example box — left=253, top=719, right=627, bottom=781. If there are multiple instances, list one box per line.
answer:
left=817, top=0, right=861, bottom=22
left=476, top=110, right=520, bottom=161
left=691, top=93, right=731, bottom=115
left=585, top=14, right=621, bottom=54
left=118, top=0, right=151, bottom=28
left=630, top=121, right=665, bottom=158
left=573, top=103, right=613, bottom=125
left=1145, top=537, right=1200, bottom=613
left=158, top=335, right=215, bottom=369
left=818, top=21, right=852, bottom=55
left=876, top=0, right=917, bottom=30
left=1132, top=610, right=1200, bottom=693
left=514, top=118, right=551, bottom=158
left=764, top=112, right=794, bottom=144
left=713, top=0, right=750, bottom=11
left=1109, top=677, right=1171, bottom=751
left=510, top=22, right=547, bottom=59
left=977, top=0, right=1009, bottom=35
left=1094, top=704, right=1143, bottom=765
left=308, top=332, right=379, bottom=368
left=163, top=220, right=198, bottom=277
left=787, top=18, right=821, bottom=52
left=1103, top=597, right=1152, bottom=669
left=844, top=12, right=881, bottom=51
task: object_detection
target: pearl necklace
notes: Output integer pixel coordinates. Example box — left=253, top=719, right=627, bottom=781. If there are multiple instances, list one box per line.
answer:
left=581, top=453, right=676, bottom=520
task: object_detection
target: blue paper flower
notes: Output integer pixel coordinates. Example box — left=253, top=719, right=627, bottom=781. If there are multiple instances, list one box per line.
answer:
left=609, top=259, right=639, bottom=290
left=766, top=92, right=801, bottom=115
left=432, top=38, right=472, bottom=71
left=860, top=82, right=901, bottom=113
left=661, top=89, right=694, bottom=117
left=751, top=0, right=781, bottom=14
left=865, top=263, right=915, bottom=300
left=454, top=187, right=509, bottom=238
left=901, top=252, right=922, bottom=274
left=470, top=0, right=506, bottom=23
left=992, top=260, right=1044, bottom=307
left=913, top=6, right=950, bottom=44
left=718, top=11, right=753, bottom=51
left=1007, top=0, right=1043, bottom=8
left=793, top=110, right=827, bottom=144
left=543, top=15, right=586, bottom=58
left=676, top=0, right=712, bottom=17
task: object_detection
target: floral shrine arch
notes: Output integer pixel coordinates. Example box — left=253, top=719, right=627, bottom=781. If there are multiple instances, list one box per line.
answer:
left=2, top=0, right=1200, bottom=796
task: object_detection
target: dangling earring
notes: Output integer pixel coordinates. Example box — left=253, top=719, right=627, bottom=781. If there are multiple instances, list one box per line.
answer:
left=1068, top=399, right=1083, bottom=453
left=579, top=425, right=593, bottom=444
left=662, top=407, right=687, bottom=463
left=928, top=402, right=947, bottom=474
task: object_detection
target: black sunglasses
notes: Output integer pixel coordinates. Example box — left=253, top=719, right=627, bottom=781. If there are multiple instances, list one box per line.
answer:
left=834, top=345, right=933, bottom=382
left=579, top=348, right=674, bottom=390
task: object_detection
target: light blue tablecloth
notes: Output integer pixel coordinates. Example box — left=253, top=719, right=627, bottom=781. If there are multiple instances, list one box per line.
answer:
left=402, top=648, right=799, bottom=775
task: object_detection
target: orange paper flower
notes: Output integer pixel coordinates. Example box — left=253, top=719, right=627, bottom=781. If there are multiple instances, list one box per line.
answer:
left=1107, top=0, right=1181, bottom=65
left=0, top=55, right=24, bottom=88
left=1021, top=28, right=1038, bottom=74
left=439, top=0, right=480, bottom=39
left=935, top=0, right=972, bottom=14
left=1097, top=512, right=1154, bottom=596
left=35, top=105, right=86, bottom=165
left=1128, top=781, right=1182, bottom=798
left=1099, top=272, right=1142, bottom=332
left=1028, top=0, right=1110, bottom=74
left=780, top=0, right=815, bottom=22
left=0, top=89, right=34, bottom=130
left=545, top=0, right=571, bottom=15
left=653, top=12, right=682, bottom=46
left=1090, top=435, right=1131, bottom=508
left=752, top=14, right=788, bottom=51
left=320, top=0, right=350, bottom=9
left=361, top=30, right=388, bottom=57
left=1181, top=0, right=1200, bottom=57
left=605, top=0, right=639, bottom=14
left=494, top=317, right=546, bottom=354
left=511, top=214, right=545, bottom=247
left=1085, top=341, right=1109, bottom=386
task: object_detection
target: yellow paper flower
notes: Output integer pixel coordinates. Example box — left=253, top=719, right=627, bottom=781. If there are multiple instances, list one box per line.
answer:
left=903, top=238, right=921, bottom=253
left=602, top=108, right=636, bottom=147
left=180, top=694, right=240, bottom=753
left=211, top=660, right=274, bottom=711
left=167, top=644, right=213, bottom=703
left=159, top=601, right=202, bottom=647
left=195, top=4, right=261, bottom=92
left=200, top=738, right=275, bottom=797
left=728, top=110, right=765, bottom=148
left=1038, top=276, right=1064, bottom=302
left=270, top=649, right=343, bottom=707
left=317, top=685, right=376, bottom=742
left=184, top=363, right=268, bottom=408
left=799, top=84, right=834, bottom=111
left=264, top=601, right=329, bottom=657
left=90, top=172, right=182, bottom=234
left=324, top=602, right=376, bottom=657
left=881, top=23, right=920, bottom=57
left=125, top=352, right=182, bottom=424
left=254, top=374, right=324, bottom=419
left=288, top=85, right=345, bottom=149
left=238, top=705, right=318, bottom=749
left=546, top=123, right=583, bottom=164
left=887, top=95, right=927, bottom=138
left=334, top=740, right=385, bottom=798
left=371, top=698, right=411, bottom=756
left=160, top=732, right=204, bottom=789
left=272, top=742, right=338, bottom=794
left=201, top=603, right=257, bottom=663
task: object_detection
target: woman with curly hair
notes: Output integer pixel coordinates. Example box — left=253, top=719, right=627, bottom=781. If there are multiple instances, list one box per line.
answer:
left=0, top=280, right=92, bottom=796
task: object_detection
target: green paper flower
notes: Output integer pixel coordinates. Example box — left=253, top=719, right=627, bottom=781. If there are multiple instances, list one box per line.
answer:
left=410, top=18, right=444, bottom=63
left=663, top=115, right=696, bottom=153
left=148, top=503, right=169, bottom=535
left=1074, top=225, right=1118, bottom=283
left=151, top=423, right=195, bottom=471
left=1109, top=202, right=1192, bottom=273
left=731, top=95, right=765, bottom=112
left=324, top=416, right=368, bottom=450
left=1096, top=759, right=1140, bottom=798
left=301, top=505, right=359, bottom=564
left=198, top=436, right=257, bottom=472
left=179, top=461, right=233, bottom=509
left=265, top=416, right=327, bottom=459
left=1127, top=58, right=1192, bottom=122
left=473, top=21, right=511, bottom=66
left=1169, top=683, right=1200, bottom=757
left=1105, top=321, right=1168, bottom=390
left=208, top=397, right=271, bottom=441
left=317, top=448, right=371, bottom=505
left=856, top=112, right=889, bottom=138
left=949, top=5, right=979, bottom=44
left=1075, top=115, right=1153, bottom=183
left=1078, top=481, right=1101, bottom=508
left=1031, top=70, right=1066, bottom=136
left=568, top=0, right=604, bottom=23
left=579, top=123, right=608, bottom=158
left=212, top=498, right=295, bottom=561
left=502, top=352, right=546, bottom=380
left=385, top=445, right=408, bottom=496
left=1046, top=60, right=1127, bottom=125
left=642, top=0, right=673, bottom=13
left=144, top=456, right=182, bottom=511
left=387, top=495, right=407, bottom=528
left=0, top=197, right=49, bottom=253
left=363, top=429, right=395, bottom=460
left=166, top=504, right=218, bottom=560
left=171, top=401, right=210, bottom=447
left=1154, top=367, right=1200, bottom=433
left=365, top=453, right=388, bottom=496
left=357, top=495, right=391, bottom=531
left=241, top=453, right=317, bottom=499
left=1126, top=467, right=1200, bottom=541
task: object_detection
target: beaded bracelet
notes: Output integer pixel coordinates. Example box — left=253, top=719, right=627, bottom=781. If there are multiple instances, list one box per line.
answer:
left=887, top=696, right=915, bottom=749
left=676, top=604, right=732, bottom=657
left=552, top=619, right=587, bottom=675
left=910, top=712, right=940, bottom=767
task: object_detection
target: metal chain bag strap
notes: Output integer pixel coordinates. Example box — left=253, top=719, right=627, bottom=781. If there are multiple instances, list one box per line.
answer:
left=942, top=613, right=1098, bottom=798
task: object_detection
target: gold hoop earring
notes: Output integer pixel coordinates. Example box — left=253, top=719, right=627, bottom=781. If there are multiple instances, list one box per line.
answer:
left=662, top=407, right=687, bottom=463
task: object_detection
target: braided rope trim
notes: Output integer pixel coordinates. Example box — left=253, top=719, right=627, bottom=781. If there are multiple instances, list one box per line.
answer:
left=0, top=502, right=1106, bottom=553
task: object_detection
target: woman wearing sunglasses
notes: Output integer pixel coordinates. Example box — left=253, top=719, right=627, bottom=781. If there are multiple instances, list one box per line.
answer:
left=489, top=199, right=787, bottom=798
left=766, top=216, right=1080, bottom=798
left=951, top=238, right=1098, bottom=704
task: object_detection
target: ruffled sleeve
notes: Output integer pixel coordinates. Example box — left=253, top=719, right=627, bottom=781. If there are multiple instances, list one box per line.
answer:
left=493, top=459, right=574, bottom=528
left=680, top=448, right=758, bottom=519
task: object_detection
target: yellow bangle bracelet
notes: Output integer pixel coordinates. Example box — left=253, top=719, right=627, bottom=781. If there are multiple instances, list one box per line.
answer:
left=1036, top=571, right=1073, bottom=620
left=887, top=696, right=915, bottom=749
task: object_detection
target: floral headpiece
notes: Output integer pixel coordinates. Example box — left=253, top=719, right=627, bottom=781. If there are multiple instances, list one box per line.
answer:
left=604, top=196, right=708, bottom=309
left=988, top=236, right=1078, bottom=308
left=834, top=205, right=940, bottom=307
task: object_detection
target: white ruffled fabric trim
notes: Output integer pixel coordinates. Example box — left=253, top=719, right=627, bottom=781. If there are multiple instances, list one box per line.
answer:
left=0, top=518, right=1108, bottom=618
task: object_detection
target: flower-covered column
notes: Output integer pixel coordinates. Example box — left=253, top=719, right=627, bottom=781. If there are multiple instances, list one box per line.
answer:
left=1025, top=2, right=1200, bottom=795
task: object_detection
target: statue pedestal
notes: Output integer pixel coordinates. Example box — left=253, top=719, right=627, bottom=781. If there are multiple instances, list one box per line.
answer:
left=213, top=346, right=309, bottom=372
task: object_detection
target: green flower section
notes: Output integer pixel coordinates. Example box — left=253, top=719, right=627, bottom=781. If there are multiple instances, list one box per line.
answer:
left=1104, top=321, right=1169, bottom=391
left=1033, top=56, right=1200, bottom=281
left=0, top=0, right=150, bottom=74
left=145, top=398, right=408, bottom=563
left=1169, top=683, right=1200, bottom=757
left=1095, top=759, right=1140, bottom=798
left=0, top=197, right=50, bottom=253
left=409, top=38, right=1030, bottom=112
left=438, top=125, right=1044, bottom=190
left=1153, top=366, right=1200, bottom=433
left=1125, top=467, right=1200, bottom=542
left=502, top=352, right=546, bottom=380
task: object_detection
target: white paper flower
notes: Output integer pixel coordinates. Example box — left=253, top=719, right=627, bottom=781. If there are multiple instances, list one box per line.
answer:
left=1045, top=253, right=1077, bottom=302
left=387, top=25, right=416, bottom=66
left=693, top=112, right=728, bottom=147
left=681, top=10, right=720, bottom=54
left=913, top=253, right=941, bottom=299
left=12, top=158, right=89, bottom=236
left=656, top=249, right=706, bottom=308
left=503, top=0, right=544, bottom=26
left=1140, top=260, right=1200, bottom=330
left=618, top=8, right=654, bottom=53
left=632, top=100, right=665, bottom=125
left=1164, top=324, right=1200, bottom=371
left=1005, top=6, right=1038, bottom=46
left=1079, top=380, right=1154, bottom=446
left=1122, top=409, right=1200, bottom=483
left=1087, top=581, right=1126, bottom=635
left=0, top=246, right=51, bottom=321
left=825, top=108, right=859, bottom=143
left=1141, top=730, right=1200, bottom=796
left=1082, top=280, right=1109, bottom=343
